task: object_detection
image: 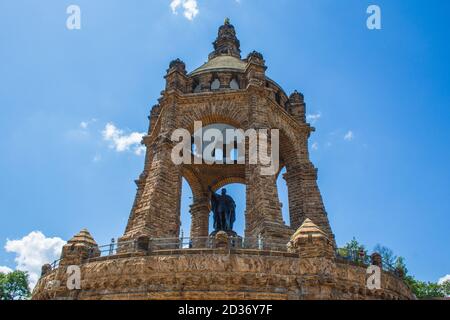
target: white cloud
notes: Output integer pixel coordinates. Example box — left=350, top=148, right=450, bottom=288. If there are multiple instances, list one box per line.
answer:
left=80, top=118, right=97, bottom=130
left=4, top=231, right=65, bottom=289
left=0, top=265, right=13, bottom=274
left=344, top=130, right=354, bottom=141
left=438, top=274, right=450, bottom=285
left=306, top=112, right=322, bottom=124
left=170, top=0, right=199, bottom=20
left=311, top=142, right=319, bottom=151
left=102, top=123, right=146, bottom=156
left=93, top=153, right=102, bottom=163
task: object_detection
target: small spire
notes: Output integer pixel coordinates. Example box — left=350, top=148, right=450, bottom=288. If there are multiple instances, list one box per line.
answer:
left=209, top=19, right=241, bottom=60
left=291, top=218, right=328, bottom=240
left=68, top=228, right=98, bottom=246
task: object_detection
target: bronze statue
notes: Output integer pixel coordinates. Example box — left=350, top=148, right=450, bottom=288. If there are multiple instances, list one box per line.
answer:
left=208, top=186, right=236, bottom=232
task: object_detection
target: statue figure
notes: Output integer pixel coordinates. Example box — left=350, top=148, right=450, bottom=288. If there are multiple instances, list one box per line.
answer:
left=208, top=186, right=236, bottom=232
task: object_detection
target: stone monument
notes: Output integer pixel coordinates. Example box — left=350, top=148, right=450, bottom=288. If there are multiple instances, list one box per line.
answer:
left=32, top=20, right=414, bottom=300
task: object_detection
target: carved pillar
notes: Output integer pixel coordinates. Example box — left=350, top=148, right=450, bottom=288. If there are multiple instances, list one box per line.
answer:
left=287, top=91, right=306, bottom=123
left=283, top=169, right=303, bottom=230
left=285, top=161, right=334, bottom=243
left=121, top=100, right=182, bottom=241
left=245, top=163, right=290, bottom=241
left=218, top=73, right=232, bottom=89
left=122, top=140, right=182, bottom=240
left=245, top=126, right=290, bottom=240
left=190, top=198, right=210, bottom=247
left=243, top=80, right=290, bottom=242
left=165, top=59, right=188, bottom=93
left=199, top=74, right=213, bottom=92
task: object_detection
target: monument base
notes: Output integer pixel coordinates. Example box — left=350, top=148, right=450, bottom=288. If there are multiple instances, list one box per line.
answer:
left=32, top=251, right=415, bottom=300
left=209, top=230, right=239, bottom=238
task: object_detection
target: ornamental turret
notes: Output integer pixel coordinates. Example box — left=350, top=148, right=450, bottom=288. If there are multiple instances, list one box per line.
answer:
left=209, top=18, right=241, bottom=60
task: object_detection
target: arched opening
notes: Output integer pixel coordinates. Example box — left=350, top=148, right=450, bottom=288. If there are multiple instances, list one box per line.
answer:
left=211, top=78, right=220, bottom=91
left=193, top=79, right=201, bottom=93
left=230, top=78, right=239, bottom=90
left=276, top=167, right=290, bottom=227
left=180, top=179, right=247, bottom=239
left=209, top=183, right=246, bottom=237
left=179, top=178, right=193, bottom=238
left=192, top=123, right=245, bottom=164
left=180, top=115, right=298, bottom=242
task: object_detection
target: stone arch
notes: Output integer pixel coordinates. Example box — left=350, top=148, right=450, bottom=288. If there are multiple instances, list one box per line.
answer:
left=177, top=100, right=249, bottom=135
left=181, top=166, right=205, bottom=202
left=267, top=110, right=333, bottom=239
left=119, top=20, right=337, bottom=248
left=211, top=177, right=246, bottom=191
left=180, top=117, right=248, bottom=240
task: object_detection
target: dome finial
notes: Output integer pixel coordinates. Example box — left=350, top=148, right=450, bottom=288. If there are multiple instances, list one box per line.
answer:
left=209, top=19, right=241, bottom=60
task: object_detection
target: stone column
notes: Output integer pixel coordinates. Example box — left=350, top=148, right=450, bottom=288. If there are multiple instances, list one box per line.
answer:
left=199, top=74, right=213, bottom=92
left=190, top=198, right=210, bottom=248
left=284, top=162, right=334, bottom=242
left=218, top=73, right=232, bottom=89
left=121, top=100, right=182, bottom=241
left=283, top=169, right=304, bottom=230
left=243, top=85, right=291, bottom=242
left=245, top=163, right=290, bottom=242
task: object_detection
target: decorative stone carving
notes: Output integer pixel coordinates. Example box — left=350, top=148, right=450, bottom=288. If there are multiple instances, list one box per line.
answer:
left=214, top=231, right=229, bottom=249
left=60, top=229, right=100, bottom=266
left=32, top=253, right=414, bottom=300
left=168, top=58, right=186, bottom=74
left=287, top=90, right=306, bottom=123
left=371, top=252, right=383, bottom=269
left=288, top=219, right=334, bottom=258
left=209, top=19, right=241, bottom=59
left=247, top=50, right=264, bottom=63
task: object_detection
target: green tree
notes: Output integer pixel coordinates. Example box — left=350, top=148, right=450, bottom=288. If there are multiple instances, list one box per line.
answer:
left=0, top=270, right=31, bottom=300
left=338, top=237, right=370, bottom=264
left=341, top=238, right=449, bottom=299
left=374, top=244, right=397, bottom=267
left=441, top=280, right=450, bottom=296
left=394, top=256, right=408, bottom=275
left=406, top=278, right=445, bottom=299
left=373, top=244, right=409, bottom=274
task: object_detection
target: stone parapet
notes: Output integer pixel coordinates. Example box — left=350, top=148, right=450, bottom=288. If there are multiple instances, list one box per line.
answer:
left=32, top=253, right=414, bottom=300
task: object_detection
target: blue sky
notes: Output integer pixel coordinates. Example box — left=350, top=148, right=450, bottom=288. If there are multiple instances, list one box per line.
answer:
left=0, top=0, right=449, bottom=286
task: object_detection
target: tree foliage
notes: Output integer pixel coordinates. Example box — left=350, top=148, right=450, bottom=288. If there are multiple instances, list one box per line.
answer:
left=374, top=244, right=396, bottom=267
left=405, top=277, right=450, bottom=299
left=0, top=270, right=31, bottom=300
left=341, top=238, right=449, bottom=299
left=337, top=237, right=370, bottom=264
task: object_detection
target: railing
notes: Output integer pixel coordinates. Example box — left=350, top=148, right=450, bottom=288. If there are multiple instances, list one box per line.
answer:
left=47, top=239, right=403, bottom=280
left=96, top=239, right=138, bottom=257
left=50, top=259, right=60, bottom=269
left=148, top=236, right=289, bottom=252
left=335, top=248, right=404, bottom=278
